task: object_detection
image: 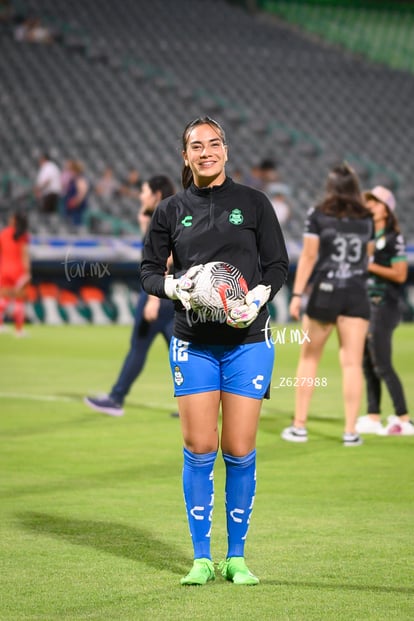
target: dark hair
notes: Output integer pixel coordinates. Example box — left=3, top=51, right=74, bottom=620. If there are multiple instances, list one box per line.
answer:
left=363, top=191, right=401, bottom=234
left=141, top=175, right=175, bottom=217
left=12, top=210, right=29, bottom=241
left=259, top=157, right=278, bottom=171
left=318, top=162, right=371, bottom=219
left=181, top=116, right=227, bottom=189
left=385, top=209, right=401, bottom=234
left=147, top=174, right=175, bottom=200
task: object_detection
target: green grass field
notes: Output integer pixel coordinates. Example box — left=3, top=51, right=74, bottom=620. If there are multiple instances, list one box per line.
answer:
left=1, top=324, right=413, bottom=620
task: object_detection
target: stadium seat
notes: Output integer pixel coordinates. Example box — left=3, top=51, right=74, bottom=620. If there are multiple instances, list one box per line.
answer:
left=0, top=0, right=413, bottom=240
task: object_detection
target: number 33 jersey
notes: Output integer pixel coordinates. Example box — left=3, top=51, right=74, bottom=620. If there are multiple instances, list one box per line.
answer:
left=304, top=206, right=375, bottom=288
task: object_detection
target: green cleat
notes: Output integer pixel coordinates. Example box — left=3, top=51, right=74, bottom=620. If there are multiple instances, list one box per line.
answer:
left=180, top=558, right=215, bottom=586
left=219, top=557, right=260, bottom=585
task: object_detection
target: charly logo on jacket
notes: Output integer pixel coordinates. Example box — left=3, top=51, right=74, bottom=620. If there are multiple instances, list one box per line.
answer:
left=229, top=209, right=243, bottom=225
left=181, top=215, right=193, bottom=227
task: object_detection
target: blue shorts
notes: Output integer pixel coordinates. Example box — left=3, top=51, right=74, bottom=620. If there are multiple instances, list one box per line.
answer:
left=169, top=338, right=275, bottom=399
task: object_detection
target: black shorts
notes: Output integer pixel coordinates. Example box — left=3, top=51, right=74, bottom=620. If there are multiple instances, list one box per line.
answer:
left=306, top=280, right=370, bottom=323
left=41, top=193, right=60, bottom=213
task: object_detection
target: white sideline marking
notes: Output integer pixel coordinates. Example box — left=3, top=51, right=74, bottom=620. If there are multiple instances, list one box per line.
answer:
left=0, top=392, right=173, bottom=411
left=0, top=391, right=271, bottom=416
left=0, top=392, right=77, bottom=403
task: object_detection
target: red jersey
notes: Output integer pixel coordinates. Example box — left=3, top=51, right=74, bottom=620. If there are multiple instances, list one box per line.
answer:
left=0, top=225, right=29, bottom=282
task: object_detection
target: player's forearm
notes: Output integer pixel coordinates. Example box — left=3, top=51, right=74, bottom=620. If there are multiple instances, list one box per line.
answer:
left=369, top=261, right=407, bottom=284
left=292, top=254, right=316, bottom=295
left=140, top=265, right=169, bottom=298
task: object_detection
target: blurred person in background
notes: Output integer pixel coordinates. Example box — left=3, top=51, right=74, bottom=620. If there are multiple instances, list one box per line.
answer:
left=266, top=179, right=292, bottom=325
left=282, top=163, right=375, bottom=447
left=14, top=16, right=55, bottom=44
left=356, top=186, right=413, bottom=436
left=0, top=0, right=14, bottom=23
left=63, top=160, right=90, bottom=227
left=94, top=166, right=119, bottom=200
left=0, top=210, right=31, bottom=336
left=242, top=157, right=279, bottom=191
left=117, top=168, right=142, bottom=200
left=60, top=159, right=75, bottom=196
left=266, top=181, right=292, bottom=228
left=34, top=153, right=62, bottom=213
left=259, top=157, right=280, bottom=187
left=84, top=174, right=176, bottom=416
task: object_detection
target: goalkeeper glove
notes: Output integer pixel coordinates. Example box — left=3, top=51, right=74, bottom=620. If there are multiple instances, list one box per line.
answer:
left=227, top=284, right=271, bottom=328
left=164, top=265, right=204, bottom=311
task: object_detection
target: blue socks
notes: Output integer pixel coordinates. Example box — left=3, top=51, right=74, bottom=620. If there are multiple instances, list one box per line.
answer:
left=223, top=449, right=257, bottom=558
left=182, top=447, right=217, bottom=560
left=182, top=447, right=257, bottom=560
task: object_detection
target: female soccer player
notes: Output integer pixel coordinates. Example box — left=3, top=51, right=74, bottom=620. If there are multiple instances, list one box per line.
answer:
left=356, top=186, right=413, bottom=436
left=0, top=210, right=31, bottom=336
left=140, top=117, right=288, bottom=585
left=84, top=174, right=176, bottom=416
left=281, top=163, right=375, bottom=447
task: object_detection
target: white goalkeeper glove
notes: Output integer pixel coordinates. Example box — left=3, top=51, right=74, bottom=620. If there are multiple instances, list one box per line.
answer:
left=164, top=265, right=204, bottom=311
left=227, top=284, right=271, bottom=329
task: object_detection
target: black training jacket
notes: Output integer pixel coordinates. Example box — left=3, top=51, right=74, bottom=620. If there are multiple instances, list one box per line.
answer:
left=140, top=177, right=289, bottom=345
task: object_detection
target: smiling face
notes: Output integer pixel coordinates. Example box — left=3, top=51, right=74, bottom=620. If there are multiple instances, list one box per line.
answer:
left=182, top=122, right=228, bottom=188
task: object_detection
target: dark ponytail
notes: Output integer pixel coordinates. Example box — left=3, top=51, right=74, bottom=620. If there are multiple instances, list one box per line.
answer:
left=181, top=165, right=193, bottom=190
left=319, top=162, right=370, bottom=218
left=386, top=208, right=401, bottom=235
left=13, top=210, right=28, bottom=241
